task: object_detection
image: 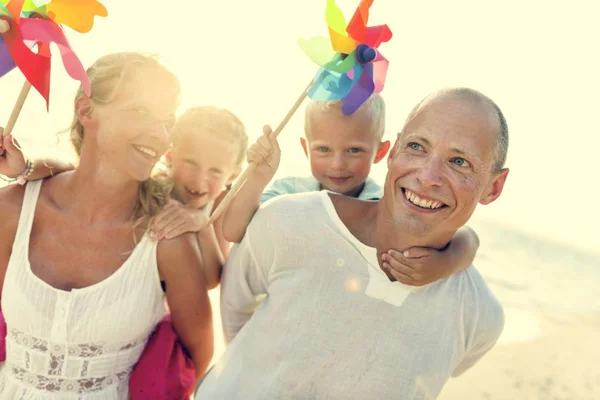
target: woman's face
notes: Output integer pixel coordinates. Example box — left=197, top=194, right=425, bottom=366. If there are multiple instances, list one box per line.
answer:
left=81, top=65, right=179, bottom=182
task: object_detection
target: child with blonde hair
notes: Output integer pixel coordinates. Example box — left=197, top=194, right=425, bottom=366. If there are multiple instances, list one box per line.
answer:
left=222, top=95, right=481, bottom=286
left=0, top=105, right=249, bottom=289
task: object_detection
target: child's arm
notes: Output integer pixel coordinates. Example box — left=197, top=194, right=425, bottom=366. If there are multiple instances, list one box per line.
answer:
left=211, top=189, right=232, bottom=258
left=0, top=133, right=74, bottom=181
left=221, top=125, right=280, bottom=244
left=381, top=225, right=480, bottom=286
left=151, top=200, right=223, bottom=290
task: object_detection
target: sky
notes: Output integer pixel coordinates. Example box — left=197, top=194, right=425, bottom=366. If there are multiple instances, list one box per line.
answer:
left=1, top=0, right=598, bottom=253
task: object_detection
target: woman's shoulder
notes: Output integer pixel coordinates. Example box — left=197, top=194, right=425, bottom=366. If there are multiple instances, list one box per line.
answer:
left=0, top=183, right=25, bottom=217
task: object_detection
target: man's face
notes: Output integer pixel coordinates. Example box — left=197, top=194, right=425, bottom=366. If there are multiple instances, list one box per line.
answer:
left=302, top=107, right=389, bottom=197
left=171, top=133, right=241, bottom=209
left=384, top=95, right=509, bottom=240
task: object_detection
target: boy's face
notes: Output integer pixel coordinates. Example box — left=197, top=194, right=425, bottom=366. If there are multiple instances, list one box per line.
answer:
left=170, top=132, right=241, bottom=209
left=301, top=108, right=390, bottom=197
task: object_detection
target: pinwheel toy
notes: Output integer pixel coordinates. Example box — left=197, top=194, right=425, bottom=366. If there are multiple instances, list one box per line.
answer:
left=207, top=0, right=392, bottom=225
left=0, top=0, right=107, bottom=141
left=299, top=0, right=392, bottom=115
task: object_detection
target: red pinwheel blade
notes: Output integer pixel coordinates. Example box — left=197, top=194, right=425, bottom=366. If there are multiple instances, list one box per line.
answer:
left=1, top=18, right=51, bottom=108
left=362, top=24, right=392, bottom=48
left=346, top=0, right=372, bottom=44
left=20, top=18, right=90, bottom=96
left=346, top=0, right=392, bottom=48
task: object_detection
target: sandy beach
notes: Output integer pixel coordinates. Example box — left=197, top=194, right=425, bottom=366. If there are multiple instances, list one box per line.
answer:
left=439, top=313, right=600, bottom=400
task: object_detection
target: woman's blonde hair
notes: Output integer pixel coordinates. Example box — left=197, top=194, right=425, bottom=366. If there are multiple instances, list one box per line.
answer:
left=66, top=52, right=180, bottom=231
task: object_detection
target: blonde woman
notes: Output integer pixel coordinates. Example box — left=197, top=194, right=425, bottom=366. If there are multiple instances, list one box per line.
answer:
left=0, top=52, right=213, bottom=399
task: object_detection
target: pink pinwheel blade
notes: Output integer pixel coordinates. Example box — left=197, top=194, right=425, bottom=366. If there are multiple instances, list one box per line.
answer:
left=372, top=52, right=388, bottom=93
left=20, top=18, right=90, bottom=95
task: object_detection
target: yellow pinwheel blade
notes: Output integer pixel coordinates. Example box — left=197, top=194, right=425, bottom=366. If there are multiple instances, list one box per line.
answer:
left=46, top=0, right=107, bottom=33
left=329, top=27, right=356, bottom=54
left=298, top=36, right=337, bottom=66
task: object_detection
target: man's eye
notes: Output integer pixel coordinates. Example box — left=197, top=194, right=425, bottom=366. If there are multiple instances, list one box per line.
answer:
left=317, top=146, right=329, bottom=153
left=408, top=142, right=422, bottom=151
left=451, top=157, right=471, bottom=168
left=348, top=148, right=363, bottom=154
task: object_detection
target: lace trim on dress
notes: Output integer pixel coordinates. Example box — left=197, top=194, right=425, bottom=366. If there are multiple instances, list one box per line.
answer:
left=9, top=366, right=131, bottom=394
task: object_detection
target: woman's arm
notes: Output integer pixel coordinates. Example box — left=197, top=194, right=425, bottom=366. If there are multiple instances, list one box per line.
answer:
left=0, top=132, right=73, bottom=181
left=196, top=225, right=224, bottom=290
left=157, top=233, right=214, bottom=380
left=0, top=184, right=25, bottom=294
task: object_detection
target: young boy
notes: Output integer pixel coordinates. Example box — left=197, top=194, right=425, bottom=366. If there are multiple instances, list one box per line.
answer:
left=0, top=106, right=248, bottom=289
left=222, top=95, right=480, bottom=286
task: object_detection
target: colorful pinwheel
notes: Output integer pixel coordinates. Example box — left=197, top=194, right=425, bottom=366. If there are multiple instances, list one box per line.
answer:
left=206, top=0, right=393, bottom=224
left=0, top=0, right=107, bottom=111
left=298, top=0, right=392, bottom=115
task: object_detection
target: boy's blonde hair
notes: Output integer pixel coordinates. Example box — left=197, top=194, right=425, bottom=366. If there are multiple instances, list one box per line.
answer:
left=303, top=93, right=386, bottom=140
left=172, top=106, right=248, bottom=166
left=66, top=52, right=180, bottom=231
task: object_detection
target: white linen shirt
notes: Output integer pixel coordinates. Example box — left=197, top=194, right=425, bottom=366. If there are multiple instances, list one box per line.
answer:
left=196, top=191, right=504, bottom=400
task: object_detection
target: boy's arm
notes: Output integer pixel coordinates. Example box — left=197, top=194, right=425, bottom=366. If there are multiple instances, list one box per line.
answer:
left=221, top=125, right=280, bottom=244
left=381, top=225, right=480, bottom=286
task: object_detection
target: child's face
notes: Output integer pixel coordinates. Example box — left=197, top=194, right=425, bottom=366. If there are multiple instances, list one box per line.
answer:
left=170, top=132, right=241, bottom=209
left=302, top=109, right=389, bottom=197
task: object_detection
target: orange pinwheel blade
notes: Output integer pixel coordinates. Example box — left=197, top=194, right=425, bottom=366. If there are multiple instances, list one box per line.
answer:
left=45, top=0, right=107, bottom=33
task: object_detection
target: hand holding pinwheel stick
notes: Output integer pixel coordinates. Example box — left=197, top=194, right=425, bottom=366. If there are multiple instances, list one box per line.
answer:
left=206, top=0, right=392, bottom=226
left=0, top=0, right=107, bottom=146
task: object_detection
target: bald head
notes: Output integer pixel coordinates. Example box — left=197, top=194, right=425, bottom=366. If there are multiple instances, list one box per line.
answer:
left=401, top=88, right=509, bottom=172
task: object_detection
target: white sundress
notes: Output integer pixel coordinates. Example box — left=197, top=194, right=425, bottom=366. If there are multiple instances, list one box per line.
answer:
left=0, top=180, right=166, bottom=399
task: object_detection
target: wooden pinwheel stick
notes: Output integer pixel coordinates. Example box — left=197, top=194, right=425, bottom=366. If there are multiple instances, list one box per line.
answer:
left=206, top=80, right=313, bottom=226
left=0, top=20, right=33, bottom=142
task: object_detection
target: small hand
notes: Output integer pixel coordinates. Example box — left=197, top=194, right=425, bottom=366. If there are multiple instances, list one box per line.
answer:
left=151, top=199, right=210, bottom=240
left=247, top=125, right=281, bottom=184
left=0, top=129, right=27, bottom=178
left=381, top=247, right=454, bottom=287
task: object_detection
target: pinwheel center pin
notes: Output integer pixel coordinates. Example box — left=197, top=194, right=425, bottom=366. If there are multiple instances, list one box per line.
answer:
left=355, top=44, right=377, bottom=65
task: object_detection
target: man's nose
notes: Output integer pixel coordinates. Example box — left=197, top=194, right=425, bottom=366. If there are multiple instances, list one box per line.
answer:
left=416, top=155, right=444, bottom=187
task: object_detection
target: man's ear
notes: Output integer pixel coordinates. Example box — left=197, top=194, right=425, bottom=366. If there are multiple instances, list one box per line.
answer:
left=387, top=140, right=400, bottom=168
left=480, top=168, right=509, bottom=205
left=373, top=140, right=391, bottom=163
left=300, top=137, right=309, bottom=158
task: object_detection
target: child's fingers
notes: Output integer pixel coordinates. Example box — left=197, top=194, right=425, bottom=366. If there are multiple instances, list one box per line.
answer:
left=247, top=149, right=263, bottom=165
left=387, top=248, right=428, bottom=260
left=152, top=208, right=181, bottom=234
left=163, top=220, right=192, bottom=240
left=262, top=124, right=273, bottom=136
left=248, top=145, right=272, bottom=162
left=383, top=263, right=414, bottom=284
left=382, top=254, right=415, bottom=275
left=256, top=134, right=272, bottom=151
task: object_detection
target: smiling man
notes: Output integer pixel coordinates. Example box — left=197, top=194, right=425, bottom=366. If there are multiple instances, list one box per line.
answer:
left=196, top=88, right=509, bottom=400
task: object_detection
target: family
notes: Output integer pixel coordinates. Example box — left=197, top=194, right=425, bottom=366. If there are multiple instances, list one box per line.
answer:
left=0, top=50, right=509, bottom=399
